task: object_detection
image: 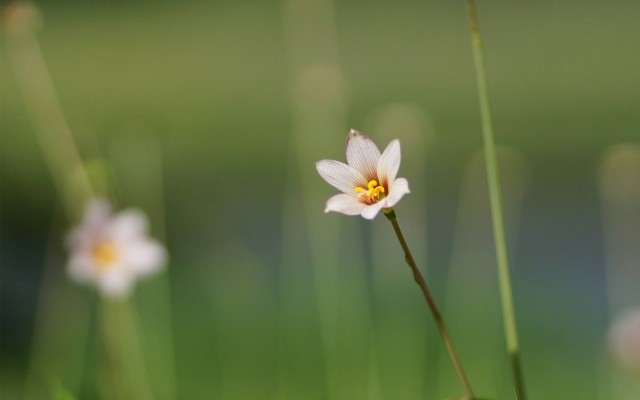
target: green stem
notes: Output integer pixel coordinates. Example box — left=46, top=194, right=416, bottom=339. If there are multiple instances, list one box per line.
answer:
left=99, top=299, right=155, bottom=400
left=384, top=209, right=475, bottom=400
left=464, top=1, right=526, bottom=399
left=5, top=3, right=94, bottom=219
left=99, top=300, right=129, bottom=400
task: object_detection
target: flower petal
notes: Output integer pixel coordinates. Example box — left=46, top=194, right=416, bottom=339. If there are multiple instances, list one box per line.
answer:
left=107, top=209, right=149, bottom=241
left=67, top=252, right=95, bottom=283
left=360, top=202, right=386, bottom=220
left=385, top=178, right=410, bottom=208
left=67, top=199, right=111, bottom=250
left=345, top=129, right=381, bottom=180
left=98, top=268, right=135, bottom=299
left=79, top=198, right=112, bottom=236
left=377, top=139, right=401, bottom=187
left=316, top=160, right=368, bottom=194
left=121, top=239, right=167, bottom=276
left=325, top=193, right=368, bottom=215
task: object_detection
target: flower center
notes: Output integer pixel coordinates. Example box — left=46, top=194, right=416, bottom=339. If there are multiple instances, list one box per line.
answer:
left=92, top=242, right=118, bottom=270
left=355, top=179, right=385, bottom=204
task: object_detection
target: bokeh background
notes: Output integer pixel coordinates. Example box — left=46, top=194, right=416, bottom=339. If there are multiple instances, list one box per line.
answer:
left=2, top=0, right=639, bottom=399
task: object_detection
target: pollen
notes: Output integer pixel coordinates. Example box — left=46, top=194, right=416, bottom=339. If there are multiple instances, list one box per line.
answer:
left=93, top=242, right=118, bottom=270
left=355, top=179, right=386, bottom=204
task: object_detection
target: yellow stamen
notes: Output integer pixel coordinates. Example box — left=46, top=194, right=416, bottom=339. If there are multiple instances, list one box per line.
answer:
left=355, top=180, right=386, bottom=204
left=93, top=242, right=118, bottom=270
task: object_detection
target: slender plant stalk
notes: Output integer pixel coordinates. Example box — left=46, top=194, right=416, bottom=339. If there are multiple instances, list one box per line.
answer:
left=99, top=299, right=156, bottom=400
left=464, top=1, right=526, bottom=399
left=5, top=2, right=93, bottom=218
left=384, top=209, right=475, bottom=400
left=99, top=300, right=129, bottom=400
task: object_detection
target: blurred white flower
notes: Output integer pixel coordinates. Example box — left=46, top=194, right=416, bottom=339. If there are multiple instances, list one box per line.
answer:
left=609, top=307, right=640, bottom=373
left=316, top=129, right=410, bottom=219
left=67, top=198, right=167, bottom=299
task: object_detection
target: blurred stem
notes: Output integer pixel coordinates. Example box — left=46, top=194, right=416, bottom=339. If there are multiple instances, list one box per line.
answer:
left=4, top=2, right=94, bottom=219
left=384, top=209, right=475, bottom=400
left=99, top=300, right=129, bottom=400
left=464, top=1, right=526, bottom=399
left=99, top=299, right=155, bottom=400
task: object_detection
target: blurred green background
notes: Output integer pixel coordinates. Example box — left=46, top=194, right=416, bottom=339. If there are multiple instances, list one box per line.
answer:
left=2, top=0, right=639, bottom=399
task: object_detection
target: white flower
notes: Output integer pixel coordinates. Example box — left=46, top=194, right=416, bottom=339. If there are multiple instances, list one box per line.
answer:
left=609, top=307, right=640, bottom=373
left=67, top=198, right=167, bottom=299
left=316, top=129, right=410, bottom=219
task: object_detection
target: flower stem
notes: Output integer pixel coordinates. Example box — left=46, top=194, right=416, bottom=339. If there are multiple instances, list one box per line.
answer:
left=464, top=1, right=526, bottom=399
left=99, top=299, right=156, bottom=400
left=384, top=209, right=475, bottom=400
left=99, top=299, right=129, bottom=400
left=4, top=2, right=94, bottom=219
